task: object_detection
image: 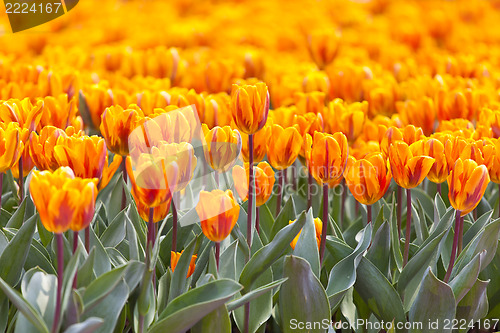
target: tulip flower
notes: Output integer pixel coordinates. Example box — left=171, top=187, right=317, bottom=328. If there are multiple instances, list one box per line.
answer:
left=396, top=97, right=436, bottom=136
left=388, top=140, right=435, bottom=266
left=196, top=189, right=240, bottom=270
left=289, top=217, right=322, bottom=250
left=294, top=92, right=326, bottom=115
left=306, top=29, right=340, bottom=70
left=344, top=153, right=392, bottom=224
left=100, top=105, right=145, bottom=156
left=0, top=123, right=23, bottom=207
left=81, top=85, right=129, bottom=129
left=202, top=124, right=242, bottom=174
left=29, top=126, right=68, bottom=172
left=39, top=94, right=83, bottom=131
left=144, top=105, right=200, bottom=146
left=305, top=131, right=348, bottom=263
left=231, top=82, right=269, bottom=135
left=29, top=167, right=97, bottom=333
left=303, top=71, right=330, bottom=95
left=412, top=138, right=448, bottom=193
left=170, top=251, right=197, bottom=278
left=233, top=162, right=275, bottom=233
left=202, top=93, right=232, bottom=129
left=240, top=125, right=270, bottom=163
left=134, top=192, right=171, bottom=224
left=444, top=158, right=490, bottom=282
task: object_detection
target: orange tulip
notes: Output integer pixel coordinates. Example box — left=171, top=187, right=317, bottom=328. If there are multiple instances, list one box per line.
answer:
left=267, top=124, right=303, bottom=170
left=289, top=217, right=322, bottom=250
left=29, top=126, right=68, bottom=171
left=231, top=82, right=270, bottom=135
left=344, top=153, right=392, bottom=205
left=126, top=147, right=178, bottom=208
left=240, top=124, right=270, bottom=163
left=305, top=131, right=349, bottom=187
left=448, top=159, right=490, bottom=216
left=303, top=71, right=330, bottom=95
left=54, top=135, right=122, bottom=190
left=202, top=93, right=232, bottom=129
left=81, top=85, right=129, bottom=129
left=202, top=124, right=241, bottom=173
left=412, top=138, right=448, bottom=184
left=294, top=92, right=326, bottom=115
left=145, top=105, right=200, bottom=146
left=29, top=167, right=97, bottom=233
left=489, top=139, right=500, bottom=183
left=325, top=99, right=367, bottom=142
left=152, top=142, right=197, bottom=192
left=134, top=192, right=171, bottom=223
left=170, top=251, right=197, bottom=278
left=232, top=162, right=275, bottom=206
left=396, top=97, right=436, bottom=136
left=0, top=123, right=23, bottom=173
left=38, top=94, right=83, bottom=131
left=306, top=29, right=340, bottom=69
left=100, top=105, right=144, bottom=156
left=380, top=125, right=424, bottom=157
left=388, top=141, right=435, bottom=189
left=196, top=189, right=240, bottom=243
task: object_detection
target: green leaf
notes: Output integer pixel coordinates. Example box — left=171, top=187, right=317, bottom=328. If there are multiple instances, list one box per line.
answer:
left=219, top=240, right=238, bottom=280
left=6, top=198, right=26, bottom=229
left=81, top=280, right=129, bottom=333
left=463, top=210, right=492, bottom=246
left=226, top=278, right=287, bottom=311
left=411, top=188, right=434, bottom=219
left=106, top=178, right=128, bottom=222
left=451, top=218, right=500, bottom=280
left=409, top=268, right=455, bottom=333
left=398, top=227, right=450, bottom=311
left=354, top=258, right=406, bottom=325
left=389, top=193, right=403, bottom=271
left=270, top=198, right=296, bottom=240
left=100, top=209, right=126, bottom=248
left=64, top=317, right=104, bottom=333
left=456, top=279, right=490, bottom=333
left=77, top=249, right=96, bottom=288
left=151, top=279, right=243, bottom=333
left=326, top=223, right=372, bottom=311
left=449, top=251, right=485, bottom=304
left=87, top=225, right=111, bottom=276
left=366, top=221, right=390, bottom=278
left=0, top=277, right=49, bottom=333
left=239, top=211, right=306, bottom=291
left=191, top=305, right=231, bottom=333
left=157, top=270, right=171, bottom=314
left=258, top=204, right=274, bottom=243
left=279, top=256, right=330, bottom=333
left=293, top=208, right=320, bottom=277
left=168, top=235, right=199, bottom=302
left=82, top=264, right=129, bottom=310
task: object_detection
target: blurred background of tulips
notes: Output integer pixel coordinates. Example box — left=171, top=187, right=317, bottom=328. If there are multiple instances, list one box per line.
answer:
left=1, top=0, right=500, bottom=332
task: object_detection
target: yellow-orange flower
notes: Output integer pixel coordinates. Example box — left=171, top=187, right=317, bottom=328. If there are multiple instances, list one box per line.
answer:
left=29, top=167, right=97, bottom=233
left=38, top=94, right=82, bottom=131
left=302, top=71, right=330, bottom=95
left=294, top=92, right=326, bottom=115
left=202, top=124, right=241, bottom=172
left=54, top=135, right=122, bottom=190
left=134, top=192, right=171, bottom=223
left=231, top=82, right=270, bottom=135
left=153, top=142, right=197, bottom=192
left=240, top=124, right=270, bottom=163
left=267, top=124, right=303, bottom=170
left=380, top=125, right=424, bottom=157
left=289, top=217, right=322, bottom=250
left=171, top=251, right=197, bottom=278
left=305, top=131, right=349, bottom=187
left=100, top=105, right=144, bottom=156
left=489, top=139, right=500, bottom=183
left=388, top=141, right=435, bottom=189
left=344, top=153, right=392, bottom=205
left=448, top=158, right=490, bottom=216
left=396, top=97, right=436, bottom=136
left=196, top=189, right=240, bottom=243
left=0, top=123, right=23, bottom=173
left=232, top=162, right=275, bottom=206
left=412, top=138, right=448, bottom=184
left=81, top=85, right=129, bottom=129
left=307, top=29, right=340, bottom=70
left=29, top=126, right=68, bottom=171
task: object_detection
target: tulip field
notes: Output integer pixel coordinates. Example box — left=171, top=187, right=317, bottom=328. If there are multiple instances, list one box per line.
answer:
left=2, top=0, right=500, bottom=332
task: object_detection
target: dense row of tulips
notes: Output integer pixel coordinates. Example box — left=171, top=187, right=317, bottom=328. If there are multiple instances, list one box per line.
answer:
left=0, top=0, right=499, bottom=332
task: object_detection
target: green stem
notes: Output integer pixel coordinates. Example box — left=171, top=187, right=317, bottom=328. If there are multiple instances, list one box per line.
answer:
left=403, top=188, right=412, bottom=267
left=444, top=210, right=461, bottom=283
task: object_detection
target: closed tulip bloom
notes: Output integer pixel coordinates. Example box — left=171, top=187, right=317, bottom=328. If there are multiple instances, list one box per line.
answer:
left=100, top=105, right=144, bottom=156
left=170, top=251, right=197, bottom=278
left=294, top=92, right=326, bottom=115
left=81, top=86, right=129, bottom=129
left=0, top=98, right=44, bottom=134
left=267, top=124, right=303, bottom=170
left=232, top=162, right=275, bottom=206
left=305, top=131, right=349, bottom=187
left=489, top=139, right=500, bottom=183
left=396, top=97, right=436, bottom=136
left=448, top=159, right=490, bottom=216
left=202, top=93, right=232, bottom=128
left=412, top=138, right=448, bottom=184
left=39, top=94, right=83, bottom=131
left=231, top=82, right=270, bottom=135
left=154, top=142, right=197, bottom=192
left=54, top=135, right=122, bottom=190
left=240, top=124, right=270, bottom=163
left=196, top=189, right=240, bottom=242
left=145, top=105, right=199, bottom=145
left=381, top=125, right=424, bottom=157
left=289, top=217, right=322, bottom=250
left=307, top=29, right=340, bottom=69
left=202, top=124, right=241, bottom=172
left=302, top=71, right=330, bottom=95
left=29, top=126, right=68, bottom=171
left=126, top=149, right=178, bottom=208
left=0, top=123, right=23, bottom=173
left=134, top=192, right=171, bottom=223
left=388, top=141, right=435, bottom=189
left=29, top=167, right=97, bottom=233
left=344, top=153, right=392, bottom=205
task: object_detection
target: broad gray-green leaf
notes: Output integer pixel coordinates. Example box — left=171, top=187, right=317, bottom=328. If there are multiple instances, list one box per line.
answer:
left=366, top=222, right=390, bottom=278
left=456, top=279, right=490, bottom=333
left=168, top=235, right=199, bottom=302
left=397, top=227, right=449, bottom=310
left=191, top=305, right=231, bottom=333
left=449, top=251, right=485, bottom=304
left=64, top=317, right=104, bottom=333
left=279, top=256, right=330, bottom=333
left=354, top=258, right=406, bottom=325
left=151, top=279, right=242, bottom=333
left=100, top=209, right=126, bottom=248
left=270, top=198, right=296, bottom=240
left=389, top=193, right=403, bottom=271
left=0, top=277, right=49, bottom=333
left=463, top=210, right=492, bottom=246
left=219, top=240, right=238, bottom=280
left=226, top=278, right=287, bottom=311
left=409, top=269, right=455, bottom=333
left=6, top=198, right=26, bottom=229
left=239, top=211, right=306, bottom=290
left=82, top=264, right=129, bottom=310
left=326, top=223, right=372, bottom=311
left=293, top=209, right=320, bottom=277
